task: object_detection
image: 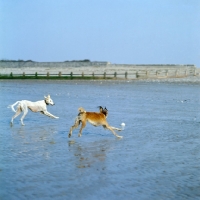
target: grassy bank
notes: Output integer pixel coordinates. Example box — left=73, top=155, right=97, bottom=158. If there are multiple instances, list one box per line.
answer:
left=0, top=74, right=113, bottom=80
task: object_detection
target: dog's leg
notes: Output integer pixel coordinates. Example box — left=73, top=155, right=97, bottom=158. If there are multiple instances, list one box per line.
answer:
left=20, top=107, right=28, bottom=126
left=110, top=126, right=122, bottom=131
left=11, top=107, right=22, bottom=125
left=68, top=117, right=81, bottom=138
left=42, top=111, right=59, bottom=119
left=78, top=121, right=86, bottom=137
left=104, top=124, right=123, bottom=138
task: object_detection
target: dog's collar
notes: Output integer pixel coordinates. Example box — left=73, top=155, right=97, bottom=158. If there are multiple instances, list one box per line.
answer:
left=44, top=100, right=49, bottom=105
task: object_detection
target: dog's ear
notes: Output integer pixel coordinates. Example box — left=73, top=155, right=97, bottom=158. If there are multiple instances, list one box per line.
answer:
left=104, top=107, right=108, bottom=111
left=44, top=95, right=50, bottom=99
left=98, top=106, right=103, bottom=112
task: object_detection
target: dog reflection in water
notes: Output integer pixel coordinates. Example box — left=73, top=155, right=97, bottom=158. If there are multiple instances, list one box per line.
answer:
left=8, top=95, right=59, bottom=126
left=69, top=106, right=123, bottom=139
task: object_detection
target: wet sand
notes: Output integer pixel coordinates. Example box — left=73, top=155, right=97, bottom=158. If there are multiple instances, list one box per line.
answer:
left=0, top=80, right=200, bottom=199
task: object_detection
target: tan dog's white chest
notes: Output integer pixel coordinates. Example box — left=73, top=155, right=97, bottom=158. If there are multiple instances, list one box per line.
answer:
left=88, top=119, right=99, bottom=126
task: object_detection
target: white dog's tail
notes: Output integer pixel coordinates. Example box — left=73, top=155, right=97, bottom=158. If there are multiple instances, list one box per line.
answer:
left=8, top=101, right=20, bottom=112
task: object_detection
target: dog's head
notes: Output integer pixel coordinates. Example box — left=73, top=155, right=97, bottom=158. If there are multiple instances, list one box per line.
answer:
left=103, top=107, right=108, bottom=118
left=98, top=106, right=108, bottom=118
left=44, top=95, right=55, bottom=106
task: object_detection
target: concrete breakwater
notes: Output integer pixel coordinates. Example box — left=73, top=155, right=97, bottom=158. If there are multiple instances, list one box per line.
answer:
left=0, top=61, right=198, bottom=79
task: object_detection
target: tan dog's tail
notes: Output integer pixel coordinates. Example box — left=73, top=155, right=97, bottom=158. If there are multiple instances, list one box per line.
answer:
left=78, top=107, right=86, bottom=114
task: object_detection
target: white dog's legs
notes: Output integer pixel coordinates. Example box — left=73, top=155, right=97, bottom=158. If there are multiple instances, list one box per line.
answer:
left=41, top=111, right=59, bottom=119
left=11, top=108, right=22, bottom=125
left=20, top=108, right=28, bottom=126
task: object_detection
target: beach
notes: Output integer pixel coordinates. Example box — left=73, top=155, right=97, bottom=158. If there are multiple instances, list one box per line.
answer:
left=0, top=80, right=200, bottom=199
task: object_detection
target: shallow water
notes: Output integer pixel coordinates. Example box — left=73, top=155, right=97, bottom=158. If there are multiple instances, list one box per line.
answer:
left=0, top=80, right=200, bottom=200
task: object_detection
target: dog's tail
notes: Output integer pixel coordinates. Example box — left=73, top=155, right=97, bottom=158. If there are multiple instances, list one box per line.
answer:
left=78, top=107, right=86, bottom=114
left=7, top=101, right=20, bottom=112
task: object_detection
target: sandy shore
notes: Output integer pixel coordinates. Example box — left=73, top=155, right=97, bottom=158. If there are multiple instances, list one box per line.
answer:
left=135, top=75, right=200, bottom=83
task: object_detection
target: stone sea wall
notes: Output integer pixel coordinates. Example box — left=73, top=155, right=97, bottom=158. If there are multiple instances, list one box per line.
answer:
left=0, top=61, right=198, bottom=79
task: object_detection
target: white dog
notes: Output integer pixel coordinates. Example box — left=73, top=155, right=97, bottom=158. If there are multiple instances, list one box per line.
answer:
left=8, top=95, right=59, bottom=126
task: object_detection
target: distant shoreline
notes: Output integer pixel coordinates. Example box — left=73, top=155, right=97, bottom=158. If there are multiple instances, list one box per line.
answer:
left=0, top=61, right=199, bottom=80
left=1, top=76, right=200, bottom=83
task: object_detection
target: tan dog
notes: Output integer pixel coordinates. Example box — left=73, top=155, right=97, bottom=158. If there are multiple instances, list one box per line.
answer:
left=68, top=107, right=123, bottom=138
left=8, top=95, right=59, bottom=126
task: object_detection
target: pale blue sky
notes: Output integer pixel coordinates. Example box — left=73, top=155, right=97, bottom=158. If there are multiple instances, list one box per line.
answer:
left=0, top=0, right=200, bottom=66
